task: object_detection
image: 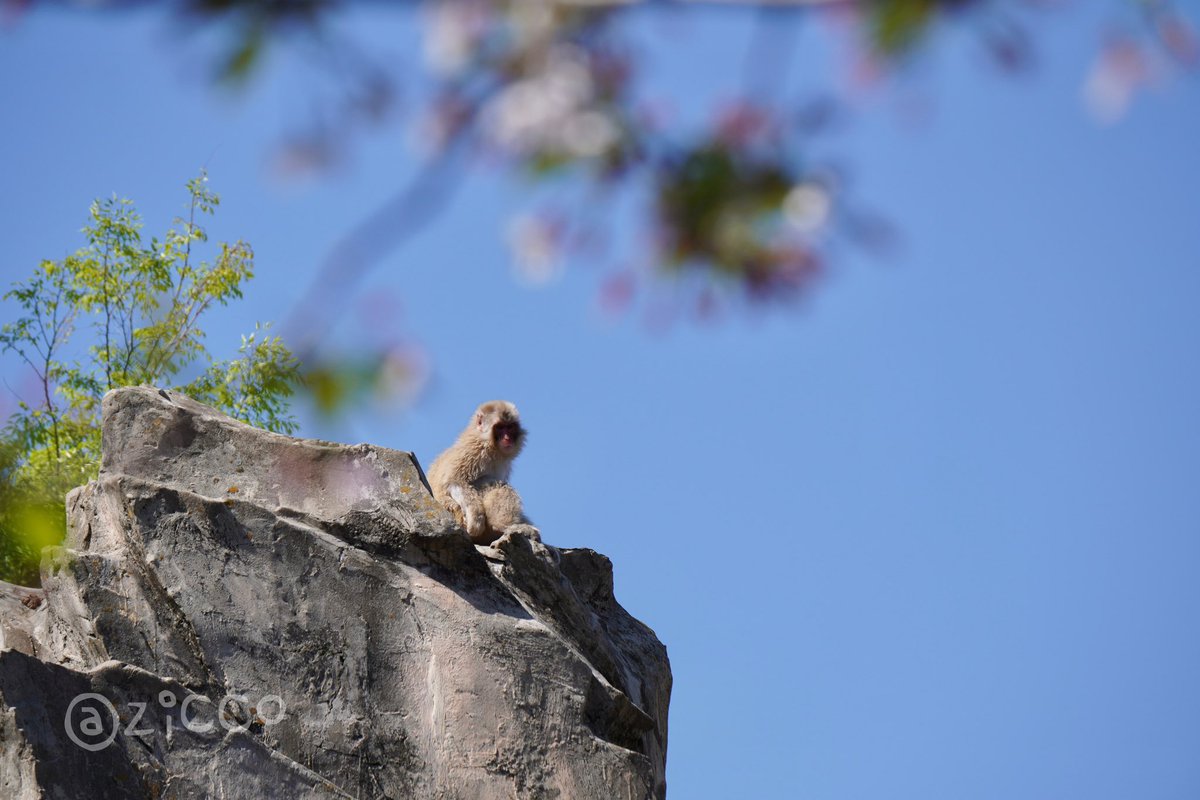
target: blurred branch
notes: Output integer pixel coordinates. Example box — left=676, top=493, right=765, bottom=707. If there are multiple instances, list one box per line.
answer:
left=742, top=6, right=804, bottom=100
left=27, top=0, right=857, bottom=7
left=282, top=136, right=471, bottom=361
left=11, top=0, right=1196, bottom=408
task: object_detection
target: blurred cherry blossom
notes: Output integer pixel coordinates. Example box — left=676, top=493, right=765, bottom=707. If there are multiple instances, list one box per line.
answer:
left=1084, top=36, right=1150, bottom=123
left=506, top=213, right=565, bottom=286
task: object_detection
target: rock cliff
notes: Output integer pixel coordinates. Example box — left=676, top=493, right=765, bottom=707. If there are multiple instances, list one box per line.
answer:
left=0, top=387, right=670, bottom=799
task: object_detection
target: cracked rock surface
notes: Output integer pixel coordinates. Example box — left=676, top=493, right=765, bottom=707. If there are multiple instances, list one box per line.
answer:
left=0, top=386, right=670, bottom=799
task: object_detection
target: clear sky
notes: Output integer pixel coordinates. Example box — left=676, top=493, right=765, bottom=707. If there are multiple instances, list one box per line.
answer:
left=3, top=5, right=1199, bottom=799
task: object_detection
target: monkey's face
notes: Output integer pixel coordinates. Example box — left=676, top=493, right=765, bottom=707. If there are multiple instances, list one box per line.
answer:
left=473, top=401, right=525, bottom=458
left=492, top=420, right=523, bottom=454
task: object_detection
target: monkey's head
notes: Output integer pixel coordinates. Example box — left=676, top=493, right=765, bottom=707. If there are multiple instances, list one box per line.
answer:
left=474, top=401, right=525, bottom=459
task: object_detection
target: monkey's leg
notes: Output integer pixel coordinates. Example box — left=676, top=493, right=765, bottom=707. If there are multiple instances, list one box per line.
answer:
left=481, top=483, right=540, bottom=542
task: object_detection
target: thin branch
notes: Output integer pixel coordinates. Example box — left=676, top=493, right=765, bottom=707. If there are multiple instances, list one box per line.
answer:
left=31, top=300, right=51, bottom=360
left=145, top=289, right=211, bottom=379
left=101, top=234, right=114, bottom=390
left=37, top=280, right=67, bottom=461
left=182, top=184, right=198, bottom=275
left=13, top=349, right=44, bottom=384
left=141, top=207, right=201, bottom=378
left=119, top=295, right=137, bottom=379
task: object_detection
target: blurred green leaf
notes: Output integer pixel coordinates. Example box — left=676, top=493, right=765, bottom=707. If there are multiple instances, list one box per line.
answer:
left=869, top=0, right=941, bottom=56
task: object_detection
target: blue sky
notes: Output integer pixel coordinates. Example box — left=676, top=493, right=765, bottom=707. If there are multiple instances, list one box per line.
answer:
left=3, top=5, right=1199, bottom=799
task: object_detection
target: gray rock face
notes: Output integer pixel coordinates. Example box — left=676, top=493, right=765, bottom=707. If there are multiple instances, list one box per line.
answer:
left=0, top=387, right=670, bottom=799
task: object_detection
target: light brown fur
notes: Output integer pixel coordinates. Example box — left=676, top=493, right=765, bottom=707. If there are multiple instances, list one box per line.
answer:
left=427, top=401, right=537, bottom=545
left=480, top=481, right=530, bottom=533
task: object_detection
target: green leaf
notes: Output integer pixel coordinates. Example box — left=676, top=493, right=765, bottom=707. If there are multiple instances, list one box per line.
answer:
left=0, top=172, right=298, bottom=585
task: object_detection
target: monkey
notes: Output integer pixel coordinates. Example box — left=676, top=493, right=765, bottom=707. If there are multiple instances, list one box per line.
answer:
left=427, top=400, right=539, bottom=546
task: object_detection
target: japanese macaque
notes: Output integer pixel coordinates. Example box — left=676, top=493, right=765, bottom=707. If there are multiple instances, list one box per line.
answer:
left=427, top=401, right=539, bottom=545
